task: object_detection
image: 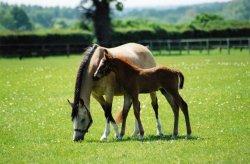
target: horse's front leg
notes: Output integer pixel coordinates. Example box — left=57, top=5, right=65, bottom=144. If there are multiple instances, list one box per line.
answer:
left=92, top=93, right=111, bottom=141
left=104, top=91, right=120, bottom=140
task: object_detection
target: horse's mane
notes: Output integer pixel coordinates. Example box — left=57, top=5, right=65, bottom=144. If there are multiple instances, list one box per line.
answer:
left=72, top=44, right=98, bottom=119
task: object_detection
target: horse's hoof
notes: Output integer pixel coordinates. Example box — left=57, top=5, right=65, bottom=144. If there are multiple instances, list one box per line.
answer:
left=186, top=134, right=192, bottom=140
left=100, top=136, right=108, bottom=141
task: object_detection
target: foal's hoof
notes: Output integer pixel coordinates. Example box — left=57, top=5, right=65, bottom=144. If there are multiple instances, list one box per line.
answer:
left=131, top=131, right=140, bottom=137
left=100, top=136, right=108, bottom=141
left=116, top=134, right=123, bottom=141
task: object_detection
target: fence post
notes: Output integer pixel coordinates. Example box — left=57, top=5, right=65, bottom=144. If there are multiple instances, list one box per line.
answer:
left=248, top=38, right=250, bottom=54
left=199, top=41, right=202, bottom=54
left=66, top=44, right=70, bottom=55
left=227, top=38, right=230, bottom=54
left=168, top=41, right=171, bottom=55
left=179, top=41, right=182, bottom=55
left=206, top=39, right=209, bottom=54
left=187, top=41, right=190, bottom=54
left=149, top=41, right=153, bottom=50
left=219, top=40, right=222, bottom=54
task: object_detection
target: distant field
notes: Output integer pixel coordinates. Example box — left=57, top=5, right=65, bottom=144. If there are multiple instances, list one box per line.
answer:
left=0, top=50, right=249, bottom=163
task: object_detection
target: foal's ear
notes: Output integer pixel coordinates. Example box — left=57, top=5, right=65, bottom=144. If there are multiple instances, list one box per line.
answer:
left=67, top=99, right=73, bottom=107
left=103, top=49, right=113, bottom=60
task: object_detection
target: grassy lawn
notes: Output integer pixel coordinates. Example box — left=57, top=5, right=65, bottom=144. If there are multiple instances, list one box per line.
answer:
left=0, top=50, right=249, bottom=163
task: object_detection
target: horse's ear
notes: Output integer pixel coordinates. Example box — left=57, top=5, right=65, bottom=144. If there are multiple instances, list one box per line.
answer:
left=67, top=99, right=73, bottom=107
left=79, top=98, right=85, bottom=107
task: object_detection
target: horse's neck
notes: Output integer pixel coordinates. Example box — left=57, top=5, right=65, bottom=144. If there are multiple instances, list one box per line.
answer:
left=79, top=73, right=92, bottom=109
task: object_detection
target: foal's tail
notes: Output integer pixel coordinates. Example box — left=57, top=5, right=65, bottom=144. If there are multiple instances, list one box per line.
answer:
left=115, top=110, right=123, bottom=124
left=178, top=72, right=184, bottom=89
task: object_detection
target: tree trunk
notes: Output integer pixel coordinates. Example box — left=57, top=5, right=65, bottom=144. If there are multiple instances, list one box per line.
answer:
left=93, top=0, right=112, bottom=46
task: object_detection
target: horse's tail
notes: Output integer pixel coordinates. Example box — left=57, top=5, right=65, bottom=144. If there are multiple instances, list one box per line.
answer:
left=178, top=72, right=184, bottom=89
left=115, top=110, right=123, bottom=124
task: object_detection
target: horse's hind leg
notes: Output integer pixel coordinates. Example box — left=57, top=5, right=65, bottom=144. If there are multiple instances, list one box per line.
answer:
left=150, top=92, right=163, bottom=136
left=160, top=88, right=179, bottom=138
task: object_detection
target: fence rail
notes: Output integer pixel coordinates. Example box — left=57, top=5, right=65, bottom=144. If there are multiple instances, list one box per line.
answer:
left=0, top=37, right=249, bottom=57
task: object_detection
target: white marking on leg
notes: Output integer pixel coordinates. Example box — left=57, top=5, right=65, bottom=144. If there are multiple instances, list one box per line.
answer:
left=100, top=120, right=110, bottom=141
left=132, top=119, right=140, bottom=137
left=111, top=122, right=120, bottom=139
left=156, top=118, right=163, bottom=136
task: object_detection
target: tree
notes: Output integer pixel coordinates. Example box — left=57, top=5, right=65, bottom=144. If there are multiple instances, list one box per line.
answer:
left=79, top=0, right=123, bottom=46
left=190, top=13, right=224, bottom=28
left=11, top=6, right=32, bottom=30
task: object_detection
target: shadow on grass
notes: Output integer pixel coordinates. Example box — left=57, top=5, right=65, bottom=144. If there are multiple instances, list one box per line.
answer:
left=85, top=134, right=203, bottom=143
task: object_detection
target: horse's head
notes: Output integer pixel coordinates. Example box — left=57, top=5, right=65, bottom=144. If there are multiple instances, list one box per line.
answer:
left=68, top=98, right=92, bottom=142
left=93, top=49, right=113, bottom=81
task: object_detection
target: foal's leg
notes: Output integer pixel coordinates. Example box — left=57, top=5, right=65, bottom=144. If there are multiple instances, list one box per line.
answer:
left=132, top=95, right=144, bottom=139
left=160, top=89, right=179, bottom=138
left=172, top=92, right=192, bottom=137
left=120, top=94, right=132, bottom=139
left=150, top=92, right=163, bottom=136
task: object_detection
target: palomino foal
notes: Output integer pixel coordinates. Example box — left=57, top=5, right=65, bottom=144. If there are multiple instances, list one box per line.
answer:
left=93, top=50, right=192, bottom=139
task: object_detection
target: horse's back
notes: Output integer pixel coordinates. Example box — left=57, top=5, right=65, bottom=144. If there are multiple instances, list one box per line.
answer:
left=108, top=43, right=156, bottom=68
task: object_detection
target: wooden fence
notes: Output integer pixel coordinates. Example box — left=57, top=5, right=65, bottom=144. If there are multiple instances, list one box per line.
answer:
left=0, top=37, right=249, bottom=57
left=138, top=37, right=250, bottom=54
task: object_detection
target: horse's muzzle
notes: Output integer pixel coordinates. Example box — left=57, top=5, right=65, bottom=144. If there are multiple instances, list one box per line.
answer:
left=73, top=131, right=85, bottom=142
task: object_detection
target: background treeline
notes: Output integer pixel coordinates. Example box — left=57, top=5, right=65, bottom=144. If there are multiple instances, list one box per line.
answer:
left=0, top=0, right=250, bottom=46
left=115, top=0, right=250, bottom=24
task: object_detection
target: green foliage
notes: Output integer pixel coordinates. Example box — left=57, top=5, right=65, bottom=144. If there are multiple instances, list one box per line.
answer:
left=10, top=6, right=32, bottom=30
left=190, top=13, right=224, bottom=28
left=224, top=0, right=250, bottom=20
left=0, top=4, right=32, bottom=30
left=0, top=52, right=249, bottom=162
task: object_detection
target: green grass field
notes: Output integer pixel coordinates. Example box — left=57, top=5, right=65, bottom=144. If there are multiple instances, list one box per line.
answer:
left=0, top=50, right=249, bottom=163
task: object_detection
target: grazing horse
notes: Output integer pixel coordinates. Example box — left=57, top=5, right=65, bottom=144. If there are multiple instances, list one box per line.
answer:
left=93, top=50, right=192, bottom=139
left=68, top=43, right=162, bottom=141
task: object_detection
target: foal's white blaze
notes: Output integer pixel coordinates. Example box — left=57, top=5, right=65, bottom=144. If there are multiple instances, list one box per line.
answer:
left=93, top=58, right=104, bottom=79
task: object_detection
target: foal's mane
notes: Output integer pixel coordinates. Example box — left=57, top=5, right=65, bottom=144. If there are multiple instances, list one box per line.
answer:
left=72, top=44, right=98, bottom=119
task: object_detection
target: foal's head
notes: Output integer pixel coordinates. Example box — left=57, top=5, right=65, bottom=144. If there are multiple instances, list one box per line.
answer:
left=93, top=49, right=113, bottom=81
